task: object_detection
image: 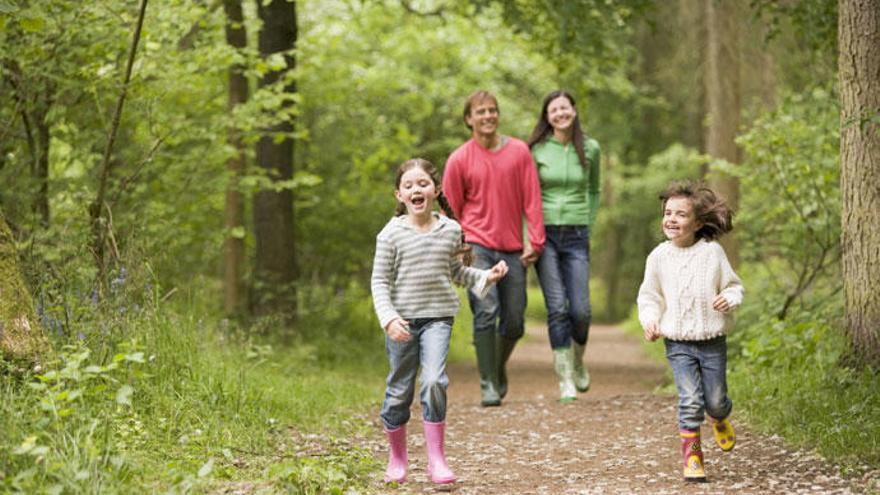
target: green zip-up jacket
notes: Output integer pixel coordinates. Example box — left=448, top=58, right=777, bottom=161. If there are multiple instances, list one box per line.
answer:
left=531, top=136, right=601, bottom=226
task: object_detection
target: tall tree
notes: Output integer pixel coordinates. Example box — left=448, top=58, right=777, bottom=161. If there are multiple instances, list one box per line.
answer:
left=253, top=0, right=297, bottom=316
left=2, top=60, right=52, bottom=228
left=838, top=0, right=880, bottom=367
left=223, top=0, right=249, bottom=317
left=704, top=0, right=741, bottom=267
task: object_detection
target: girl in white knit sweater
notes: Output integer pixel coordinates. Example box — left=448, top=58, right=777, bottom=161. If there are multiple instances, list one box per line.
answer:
left=637, top=181, right=744, bottom=483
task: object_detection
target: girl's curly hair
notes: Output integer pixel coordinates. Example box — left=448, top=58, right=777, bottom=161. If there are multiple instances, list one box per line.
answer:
left=660, top=180, right=734, bottom=241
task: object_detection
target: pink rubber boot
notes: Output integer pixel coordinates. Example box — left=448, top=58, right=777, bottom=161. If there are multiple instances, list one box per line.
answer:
left=423, top=420, right=456, bottom=484
left=383, top=425, right=407, bottom=483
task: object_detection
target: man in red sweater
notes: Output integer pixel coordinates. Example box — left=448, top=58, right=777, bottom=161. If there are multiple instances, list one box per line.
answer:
left=442, top=90, right=546, bottom=407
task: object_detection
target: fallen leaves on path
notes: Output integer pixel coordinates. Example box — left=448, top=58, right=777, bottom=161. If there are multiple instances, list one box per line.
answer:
left=365, top=325, right=879, bottom=494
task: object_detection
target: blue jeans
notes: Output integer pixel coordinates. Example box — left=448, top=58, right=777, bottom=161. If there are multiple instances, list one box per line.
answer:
left=665, top=336, right=733, bottom=430
left=466, top=244, right=527, bottom=341
left=380, top=317, right=453, bottom=429
left=535, top=225, right=591, bottom=349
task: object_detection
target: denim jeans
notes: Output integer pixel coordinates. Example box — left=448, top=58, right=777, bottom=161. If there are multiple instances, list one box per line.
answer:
left=380, top=317, right=453, bottom=429
left=466, top=244, right=527, bottom=340
left=535, top=225, right=591, bottom=349
left=665, top=336, right=733, bottom=430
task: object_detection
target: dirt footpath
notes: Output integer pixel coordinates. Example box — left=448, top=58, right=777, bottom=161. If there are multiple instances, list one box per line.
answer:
left=368, top=324, right=877, bottom=494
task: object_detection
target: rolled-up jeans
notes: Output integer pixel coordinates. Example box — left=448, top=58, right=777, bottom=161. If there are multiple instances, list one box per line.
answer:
left=665, top=336, right=733, bottom=430
left=466, top=243, right=527, bottom=340
left=380, top=317, right=453, bottom=429
left=535, top=225, right=591, bottom=349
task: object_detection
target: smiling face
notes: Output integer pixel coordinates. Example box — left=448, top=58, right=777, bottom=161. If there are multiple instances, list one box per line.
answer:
left=395, top=166, right=439, bottom=220
left=663, top=196, right=702, bottom=247
left=546, top=95, right=577, bottom=135
left=465, top=98, right=499, bottom=139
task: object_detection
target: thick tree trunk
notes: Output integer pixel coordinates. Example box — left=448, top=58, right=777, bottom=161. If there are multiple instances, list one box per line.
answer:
left=253, top=0, right=297, bottom=316
left=223, top=0, right=249, bottom=317
left=704, top=0, right=741, bottom=267
left=0, top=210, right=48, bottom=364
left=838, top=0, right=880, bottom=367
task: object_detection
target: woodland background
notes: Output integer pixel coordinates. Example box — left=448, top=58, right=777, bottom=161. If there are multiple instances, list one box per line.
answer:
left=1, top=0, right=878, bottom=493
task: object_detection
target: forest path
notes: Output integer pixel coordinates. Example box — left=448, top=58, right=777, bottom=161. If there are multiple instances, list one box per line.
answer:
left=368, top=323, right=873, bottom=494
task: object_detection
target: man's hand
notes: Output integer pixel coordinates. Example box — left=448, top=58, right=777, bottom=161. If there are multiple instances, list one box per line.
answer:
left=520, top=244, right=539, bottom=267
left=385, top=318, right=411, bottom=342
left=644, top=322, right=661, bottom=342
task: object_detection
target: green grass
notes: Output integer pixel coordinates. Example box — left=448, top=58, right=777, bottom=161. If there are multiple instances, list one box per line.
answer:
left=0, top=287, right=387, bottom=494
left=727, top=317, right=880, bottom=478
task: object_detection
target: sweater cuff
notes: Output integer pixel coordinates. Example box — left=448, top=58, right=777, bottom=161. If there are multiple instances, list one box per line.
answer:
left=470, top=271, right=491, bottom=300
left=378, top=312, right=401, bottom=331
left=721, top=290, right=743, bottom=309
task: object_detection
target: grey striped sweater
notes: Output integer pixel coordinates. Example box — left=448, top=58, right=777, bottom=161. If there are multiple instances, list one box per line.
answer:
left=371, top=213, right=490, bottom=330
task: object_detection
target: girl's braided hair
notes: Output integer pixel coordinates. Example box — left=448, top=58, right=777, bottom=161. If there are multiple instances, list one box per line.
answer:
left=660, top=180, right=734, bottom=241
left=395, top=158, right=472, bottom=264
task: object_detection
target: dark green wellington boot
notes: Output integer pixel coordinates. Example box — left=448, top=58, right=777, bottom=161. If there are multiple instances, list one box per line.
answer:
left=496, top=336, right=518, bottom=399
left=473, top=331, right=501, bottom=407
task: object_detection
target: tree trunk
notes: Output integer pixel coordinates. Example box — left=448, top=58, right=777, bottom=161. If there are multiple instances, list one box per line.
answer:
left=704, top=0, right=741, bottom=267
left=0, top=209, right=48, bottom=365
left=5, top=60, right=52, bottom=228
left=223, top=0, right=249, bottom=317
left=599, top=156, right=621, bottom=320
left=253, top=0, right=298, bottom=316
left=838, top=0, right=880, bottom=367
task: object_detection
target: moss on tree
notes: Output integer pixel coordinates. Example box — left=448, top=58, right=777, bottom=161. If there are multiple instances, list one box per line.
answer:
left=0, top=210, right=49, bottom=364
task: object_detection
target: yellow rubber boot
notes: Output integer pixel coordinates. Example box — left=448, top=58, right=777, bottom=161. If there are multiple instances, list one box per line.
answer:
left=712, top=417, right=736, bottom=451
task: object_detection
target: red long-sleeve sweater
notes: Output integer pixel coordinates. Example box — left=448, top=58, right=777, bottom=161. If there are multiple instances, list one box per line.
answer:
left=442, top=138, right=545, bottom=253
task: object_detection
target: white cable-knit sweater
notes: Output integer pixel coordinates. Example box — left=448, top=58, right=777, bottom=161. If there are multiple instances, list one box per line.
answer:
left=637, top=239, right=744, bottom=341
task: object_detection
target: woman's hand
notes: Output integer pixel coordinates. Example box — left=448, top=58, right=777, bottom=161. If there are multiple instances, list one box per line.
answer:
left=385, top=318, right=411, bottom=342
left=712, top=295, right=731, bottom=313
left=644, top=322, right=661, bottom=342
left=487, top=260, right=509, bottom=284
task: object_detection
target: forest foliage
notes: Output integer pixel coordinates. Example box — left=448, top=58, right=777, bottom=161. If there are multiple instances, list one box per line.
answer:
left=1, top=0, right=876, bottom=492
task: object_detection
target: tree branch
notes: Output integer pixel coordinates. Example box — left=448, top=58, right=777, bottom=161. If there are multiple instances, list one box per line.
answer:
left=90, top=0, right=149, bottom=282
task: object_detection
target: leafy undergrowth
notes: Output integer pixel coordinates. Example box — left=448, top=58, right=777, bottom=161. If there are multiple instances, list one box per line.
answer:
left=0, top=283, right=388, bottom=494
left=620, top=288, right=880, bottom=483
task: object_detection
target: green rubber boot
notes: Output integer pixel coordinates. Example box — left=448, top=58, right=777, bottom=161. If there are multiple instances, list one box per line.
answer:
left=553, top=347, right=577, bottom=403
left=473, top=331, right=501, bottom=407
left=572, top=341, right=591, bottom=392
left=496, top=336, right=517, bottom=399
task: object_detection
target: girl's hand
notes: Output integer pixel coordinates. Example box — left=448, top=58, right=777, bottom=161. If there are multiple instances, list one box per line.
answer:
left=712, top=295, right=731, bottom=313
left=644, top=322, right=661, bottom=342
left=385, top=318, right=411, bottom=342
left=487, top=260, right=509, bottom=284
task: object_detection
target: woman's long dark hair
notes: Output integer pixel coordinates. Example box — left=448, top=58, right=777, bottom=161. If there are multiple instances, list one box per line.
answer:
left=526, top=90, right=590, bottom=169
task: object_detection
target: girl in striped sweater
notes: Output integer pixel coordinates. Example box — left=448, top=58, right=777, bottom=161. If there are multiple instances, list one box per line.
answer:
left=371, top=158, right=508, bottom=485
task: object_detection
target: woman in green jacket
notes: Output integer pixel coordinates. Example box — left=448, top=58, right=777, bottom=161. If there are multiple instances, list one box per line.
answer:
left=527, top=90, right=601, bottom=402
